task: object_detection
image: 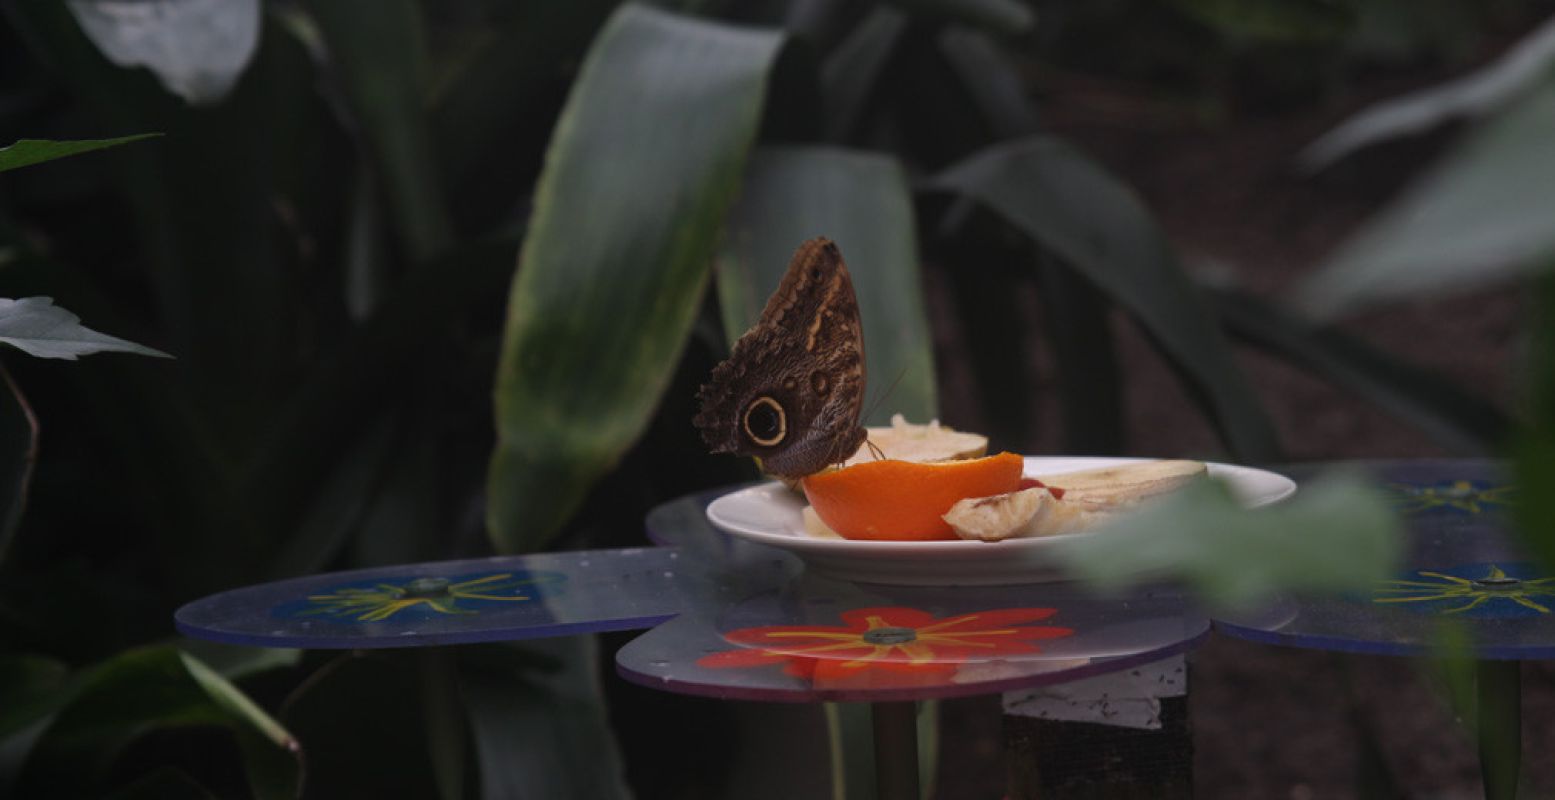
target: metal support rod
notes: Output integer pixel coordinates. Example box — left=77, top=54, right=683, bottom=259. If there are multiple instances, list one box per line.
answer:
left=1477, top=660, right=1521, bottom=800
left=872, top=701, right=919, bottom=800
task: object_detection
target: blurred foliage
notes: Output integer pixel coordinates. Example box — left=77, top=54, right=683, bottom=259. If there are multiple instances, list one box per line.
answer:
left=0, top=0, right=1550, bottom=796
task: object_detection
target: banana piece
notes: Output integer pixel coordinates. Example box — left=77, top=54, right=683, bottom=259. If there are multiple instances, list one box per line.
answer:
left=944, top=460, right=1206, bottom=542
left=943, top=487, right=1117, bottom=542
left=1042, top=460, right=1206, bottom=507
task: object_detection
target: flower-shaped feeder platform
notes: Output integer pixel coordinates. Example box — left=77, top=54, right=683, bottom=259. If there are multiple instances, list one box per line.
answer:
left=1211, top=459, right=1529, bottom=800
left=177, top=486, right=1214, bottom=800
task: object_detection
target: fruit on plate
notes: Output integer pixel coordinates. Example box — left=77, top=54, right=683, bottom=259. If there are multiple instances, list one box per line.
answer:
left=942, top=459, right=1207, bottom=542
left=843, top=415, right=987, bottom=466
left=1044, top=460, right=1206, bottom=507
left=942, top=488, right=1100, bottom=542
left=799, top=451, right=1024, bottom=541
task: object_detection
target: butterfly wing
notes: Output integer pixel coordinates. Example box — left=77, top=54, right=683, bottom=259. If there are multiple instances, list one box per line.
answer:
left=694, top=237, right=868, bottom=478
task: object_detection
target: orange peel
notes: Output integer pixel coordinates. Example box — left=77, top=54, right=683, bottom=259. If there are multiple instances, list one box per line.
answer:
left=799, top=452, right=1025, bottom=541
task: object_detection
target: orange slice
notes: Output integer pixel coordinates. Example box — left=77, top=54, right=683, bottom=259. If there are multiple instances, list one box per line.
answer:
left=799, top=452, right=1025, bottom=541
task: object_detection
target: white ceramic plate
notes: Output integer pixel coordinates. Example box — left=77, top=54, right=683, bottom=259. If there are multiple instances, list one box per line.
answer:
left=704, top=457, right=1296, bottom=586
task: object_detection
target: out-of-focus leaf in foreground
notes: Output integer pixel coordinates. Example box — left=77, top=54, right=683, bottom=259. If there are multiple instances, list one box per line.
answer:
left=0, top=297, right=170, bottom=360
left=66, top=0, right=261, bottom=105
left=1297, top=78, right=1555, bottom=317
left=716, top=146, right=937, bottom=424
left=1050, top=472, right=1402, bottom=608
left=487, top=5, right=786, bottom=553
left=0, top=135, right=159, bottom=174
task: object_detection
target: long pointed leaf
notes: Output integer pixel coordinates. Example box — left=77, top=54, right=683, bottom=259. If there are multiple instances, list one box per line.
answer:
left=1212, top=286, right=1509, bottom=454
left=716, top=146, right=937, bottom=424
left=930, top=138, right=1281, bottom=461
left=306, top=0, right=453, bottom=260
left=0, top=297, right=170, bottom=360
left=460, top=639, right=631, bottom=800
left=487, top=4, right=787, bottom=553
left=1301, top=14, right=1555, bottom=168
left=14, top=646, right=299, bottom=799
left=0, top=135, right=159, bottom=174
left=819, top=9, right=907, bottom=142
left=1296, top=78, right=1555, bottom=317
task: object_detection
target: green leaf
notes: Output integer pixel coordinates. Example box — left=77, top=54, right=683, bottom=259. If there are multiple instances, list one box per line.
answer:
left=1036, top=256, right=1125, bottom=453
left=1302, top=15, right=1555, bottom=168
left=282, top=654, right=443, bottom=798
left=1051, top=471, right=1402, bottom=608
left=13, top=646, right=299, bottom=799
left=1296, top=78, right=1555, bottom=317
left=0, top=297, right=170, bottom=360
left=819, top=8, right=908, bottom=142
left=429, top=1, right=618, bottom=204
left=459, top=639, right=631, bottom=800
left=487, top=4, right=786, bottom=553
left=0, top=135, right=160, bottom=174
left=305, top=0, right=453, bottom=260
left=66, top=0, right=260, bottom=104
left=937, top=26, right=1040, bottom=138
left=930, top=137, right=1281, bottom=461
left=0, top=655, right=69, bottom=795
left=175, top=652, right=293, bottom=752
left=716, top=146, right=936, bottom=424
left=1212, top=286, right=1509, bottom=454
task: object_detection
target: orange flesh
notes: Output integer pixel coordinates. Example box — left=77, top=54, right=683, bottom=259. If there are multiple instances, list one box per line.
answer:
left=800, top=452, right=1025, bottom=541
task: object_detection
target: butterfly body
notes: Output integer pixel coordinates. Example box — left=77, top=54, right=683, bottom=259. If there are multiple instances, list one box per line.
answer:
left=694, top=238, right=867, bottom=479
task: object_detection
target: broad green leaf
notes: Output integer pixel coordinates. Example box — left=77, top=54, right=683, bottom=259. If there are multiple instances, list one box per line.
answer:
left=938, top=26, right=1040, bottom=138
left=931, top=138, right=1281, bottom=461
left=716, top=146, right=936, bottom=424
left=887, top=0, right=1035, bottom=35
left=0, top=656, right=69, bottom=795
left=1212, top=287, right=1509, bottom=454
left=1051, top=471, right=1402, bottom=608
left=429, top=1, right=617, bottom=206
left=0, top=135, right=160, bottom=174
left=487, top=4, right=786, bottom=553
left=176, top=651, right=293, bottom=752
left=1036, top=257, right=1124, bottom=453
left=1303, top=14, right=1555, bottom=168
left=459, top=639, right=631, bottom=800
left=0, top=297, right=170, bottom=360
left=306, top=0, right=452, bottom=260
left=282, top=654, right=443, bottom=798
left=14, top=646, right=299, bottom=799
left=66, top=0, right=260, bottom=104
left=820, top=8, right=907, bottom=142
left=1297, top=79, right=1555, bottom=317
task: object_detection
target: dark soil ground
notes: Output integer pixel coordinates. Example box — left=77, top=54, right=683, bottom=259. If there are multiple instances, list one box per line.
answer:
left=924, top=55, right=1540, bottom=799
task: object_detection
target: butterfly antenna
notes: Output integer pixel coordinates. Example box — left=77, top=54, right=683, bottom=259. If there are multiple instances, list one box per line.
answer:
left=862, top=366, right=910, bottom=424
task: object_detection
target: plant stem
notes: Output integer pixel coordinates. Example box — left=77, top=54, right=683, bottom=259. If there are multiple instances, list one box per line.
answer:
left=0, top=357, right=39, bottom=567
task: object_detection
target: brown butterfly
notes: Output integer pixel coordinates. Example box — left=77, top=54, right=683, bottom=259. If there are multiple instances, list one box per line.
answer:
left=694, top=237, right=868, bottom=479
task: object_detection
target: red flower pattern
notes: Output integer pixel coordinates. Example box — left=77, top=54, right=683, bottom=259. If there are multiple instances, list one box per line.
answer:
left=698, top=606, right=1074, bottom=688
